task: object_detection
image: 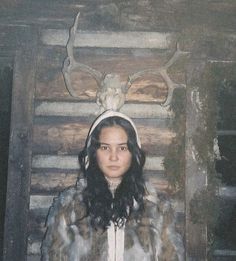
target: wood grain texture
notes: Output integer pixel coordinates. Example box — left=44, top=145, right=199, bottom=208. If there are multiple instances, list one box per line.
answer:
left=3, top=30, right=38, bottom=261
left=31, top=154, right=164, bottom=171
left=34, top=102, right=173, bottom=119
left=30, top=171, right=78, bottom=193
left=41, top=30, right=175, bottom=49
left=32, top=120, right=175, bottom=156
left=35, top=46, right=185, bottom=102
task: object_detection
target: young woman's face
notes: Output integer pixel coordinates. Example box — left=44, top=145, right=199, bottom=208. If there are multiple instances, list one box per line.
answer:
left=96, top=126, right=132, bottom=182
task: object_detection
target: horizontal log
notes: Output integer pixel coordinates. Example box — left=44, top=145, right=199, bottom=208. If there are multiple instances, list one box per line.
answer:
left=146, top=172, right=169, bottom=192
left=27, top=255, right=40, bottom=261
left=217, top=130, right=236, bottom=136
left=29, top=191, right=184, bottom=212
left=35, top=46, right=185, bottom=101
left=35, top=45, right=186, bottom=103
left=31, top=171, right=78, bottom=193
left=30, top=169, right=169, bottom=194
left=36, top=73, right=169, bottom=103
left=213, top=249, right=236, bottom=257
left=35, top=102, right=172, bottom=118
left=1, top=1, right=236, bottom=32
left=28, top=211, right=47, bottom=241
left=32, top=154, right=164, bottom=171
left=41, top=29, right=175, bottom=49
left=28, top=241, right=41, bottom=256
left=32, top=121, right=175, bottom=156
left=218, top=186, right=236, bottom=199
left=30, top=195, right=55, bottom=210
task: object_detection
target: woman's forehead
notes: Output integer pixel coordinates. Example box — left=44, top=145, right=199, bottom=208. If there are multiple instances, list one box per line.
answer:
left=99, top=126, right=128, bottom=143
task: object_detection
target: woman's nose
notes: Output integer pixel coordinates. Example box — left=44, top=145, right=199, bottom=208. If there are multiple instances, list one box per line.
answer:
left=109, top=148, right=118, bottom=161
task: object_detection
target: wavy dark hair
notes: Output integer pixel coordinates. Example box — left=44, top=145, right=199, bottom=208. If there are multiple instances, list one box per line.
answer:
left=79, top=116, right=146, bottom=230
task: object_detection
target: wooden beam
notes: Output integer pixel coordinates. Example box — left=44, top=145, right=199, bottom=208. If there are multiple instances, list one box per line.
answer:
left=41, top=29, right=175, bottom=49
left=218, top=186, right=236, bottom=199
left=32, top=120, right=174, bottom=156
left=214, top=250, right=236, bottom=257
left=35, top=101, right=172, bottom=119
left=29, top=196, right=184, bottom=215
left=31, top=154, right=164, bottom=171
left=217, top=130, right=236, bottom=136
left=185, top=60, right=208, bottom=260
left=3, top=28, right=38, bottom=261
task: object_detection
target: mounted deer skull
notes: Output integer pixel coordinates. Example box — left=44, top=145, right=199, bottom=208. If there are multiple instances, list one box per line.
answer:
left=62, top=12, right=189, bottom=113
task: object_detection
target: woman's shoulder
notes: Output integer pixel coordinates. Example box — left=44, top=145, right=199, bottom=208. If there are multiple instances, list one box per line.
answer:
left=144, top=180, right=173, bottom=213
left=46, top=178, right=86, bottom=225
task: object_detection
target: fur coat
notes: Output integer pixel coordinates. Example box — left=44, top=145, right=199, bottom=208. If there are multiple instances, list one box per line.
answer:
left=41, top=179, right=184, bottom=261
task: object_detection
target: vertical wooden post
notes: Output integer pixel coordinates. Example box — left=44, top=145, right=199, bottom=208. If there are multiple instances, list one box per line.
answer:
left=185, top=60, right=208, bottom=261
left=3, top=27, right=37, bottom=261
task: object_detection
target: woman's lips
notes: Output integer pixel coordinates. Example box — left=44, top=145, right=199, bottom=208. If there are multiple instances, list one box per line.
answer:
left=108, top=166, right=120, bottom=170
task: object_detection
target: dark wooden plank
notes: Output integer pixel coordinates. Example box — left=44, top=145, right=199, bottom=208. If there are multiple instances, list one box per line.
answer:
left=34, top=102, right=172, bottom=119
left=31, top=155, right=164, bottom=172
left=0, top=25, right=36, bottom=51
left=41, top=30, right=175, bottom=49
left=35, top=46, right=185, bottom=102
left=3, top=28, right=38, bottom=261
left=185, top=60, right=208, bottom=260
left=0, top=1, right=236, bottom=32
left=30, top=169, right=169, bottom=194
left=32, top=120, right=175, bottom=156
left=30, top=171, right=78, bottom=194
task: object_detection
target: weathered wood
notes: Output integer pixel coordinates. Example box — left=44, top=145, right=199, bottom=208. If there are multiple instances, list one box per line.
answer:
left=185, top=60, right=208, bottom=260
left=1, top=1, right=236, bottom=32
left=30, top=169, right=168, bottom=194
left=31, top=154, right=164, bottom=171
left=218, top=186, right=236, bottom=199
left=214, top=250, right=236, bottom=257
left=30, top=171, right=78, bottom=193
left=32, top=121, right=175, bottom=156
left=3, top=28, right=38, bottom=261
left=145, top=171, right=169, bottom=192
left=217, top=130, right=236, bottom=136
left=0, top=25, right=35, bottom=51
left=27, top=255, right=40, bottom=261
left=35, top=47, right=186, bottom=102
left=29, top=195, right=185, bottom=213
left=41, top=30, right=175, bottom=49
left=35, top=102, right=172, bottom=119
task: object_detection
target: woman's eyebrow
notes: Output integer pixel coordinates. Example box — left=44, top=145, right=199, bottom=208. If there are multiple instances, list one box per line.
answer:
left=99, top=142, right=128, bottom=145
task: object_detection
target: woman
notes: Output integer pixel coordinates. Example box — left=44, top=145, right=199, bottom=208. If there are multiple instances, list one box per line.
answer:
left=41, top=110, right=184, bottom=261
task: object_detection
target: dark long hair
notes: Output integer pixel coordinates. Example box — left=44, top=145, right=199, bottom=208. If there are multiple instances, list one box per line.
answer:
left=79, top=116, right=146, bottom=230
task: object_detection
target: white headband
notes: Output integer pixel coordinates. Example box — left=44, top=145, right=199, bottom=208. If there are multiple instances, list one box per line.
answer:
left=84, top=110, right=141, bottom=169
left=87, top=110, right=141, bottom=148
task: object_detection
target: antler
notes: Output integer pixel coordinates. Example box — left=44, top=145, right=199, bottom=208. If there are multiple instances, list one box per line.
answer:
left=62, top=12, right=103, bottom=98
left=62, top=12, right=189, bottom=111
left=125, top=43, right=189, bottom=106
left=62, top=12, right=127, bottom=113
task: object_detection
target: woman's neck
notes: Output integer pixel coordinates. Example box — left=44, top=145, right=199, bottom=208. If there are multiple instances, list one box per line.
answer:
left=105, top=177, right=122, bottom=194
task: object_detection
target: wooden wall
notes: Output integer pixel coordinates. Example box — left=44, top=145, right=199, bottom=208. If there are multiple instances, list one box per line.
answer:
left=28, top=29, right=186, bottom=258
left=1, top=1, right=236, bottom=261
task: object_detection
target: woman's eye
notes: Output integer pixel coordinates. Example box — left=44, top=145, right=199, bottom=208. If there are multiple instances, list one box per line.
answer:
left=100, top=145, right=109, bottom=150
left=120, top=146, right=128, bottom=151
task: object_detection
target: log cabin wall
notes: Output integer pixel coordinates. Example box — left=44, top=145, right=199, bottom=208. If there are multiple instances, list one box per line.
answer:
left=29, top=23, right=186, bottom=259
left=0, top=1, right=236, bottom=261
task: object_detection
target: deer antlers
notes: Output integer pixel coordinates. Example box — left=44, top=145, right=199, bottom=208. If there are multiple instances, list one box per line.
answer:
left=62, top=12, right=189, bottom=112
left=62, top=13, right=103, bottom=98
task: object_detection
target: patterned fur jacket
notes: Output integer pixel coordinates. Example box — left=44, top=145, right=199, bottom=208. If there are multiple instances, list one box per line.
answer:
left=41, top=179, right=184, bottom=261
